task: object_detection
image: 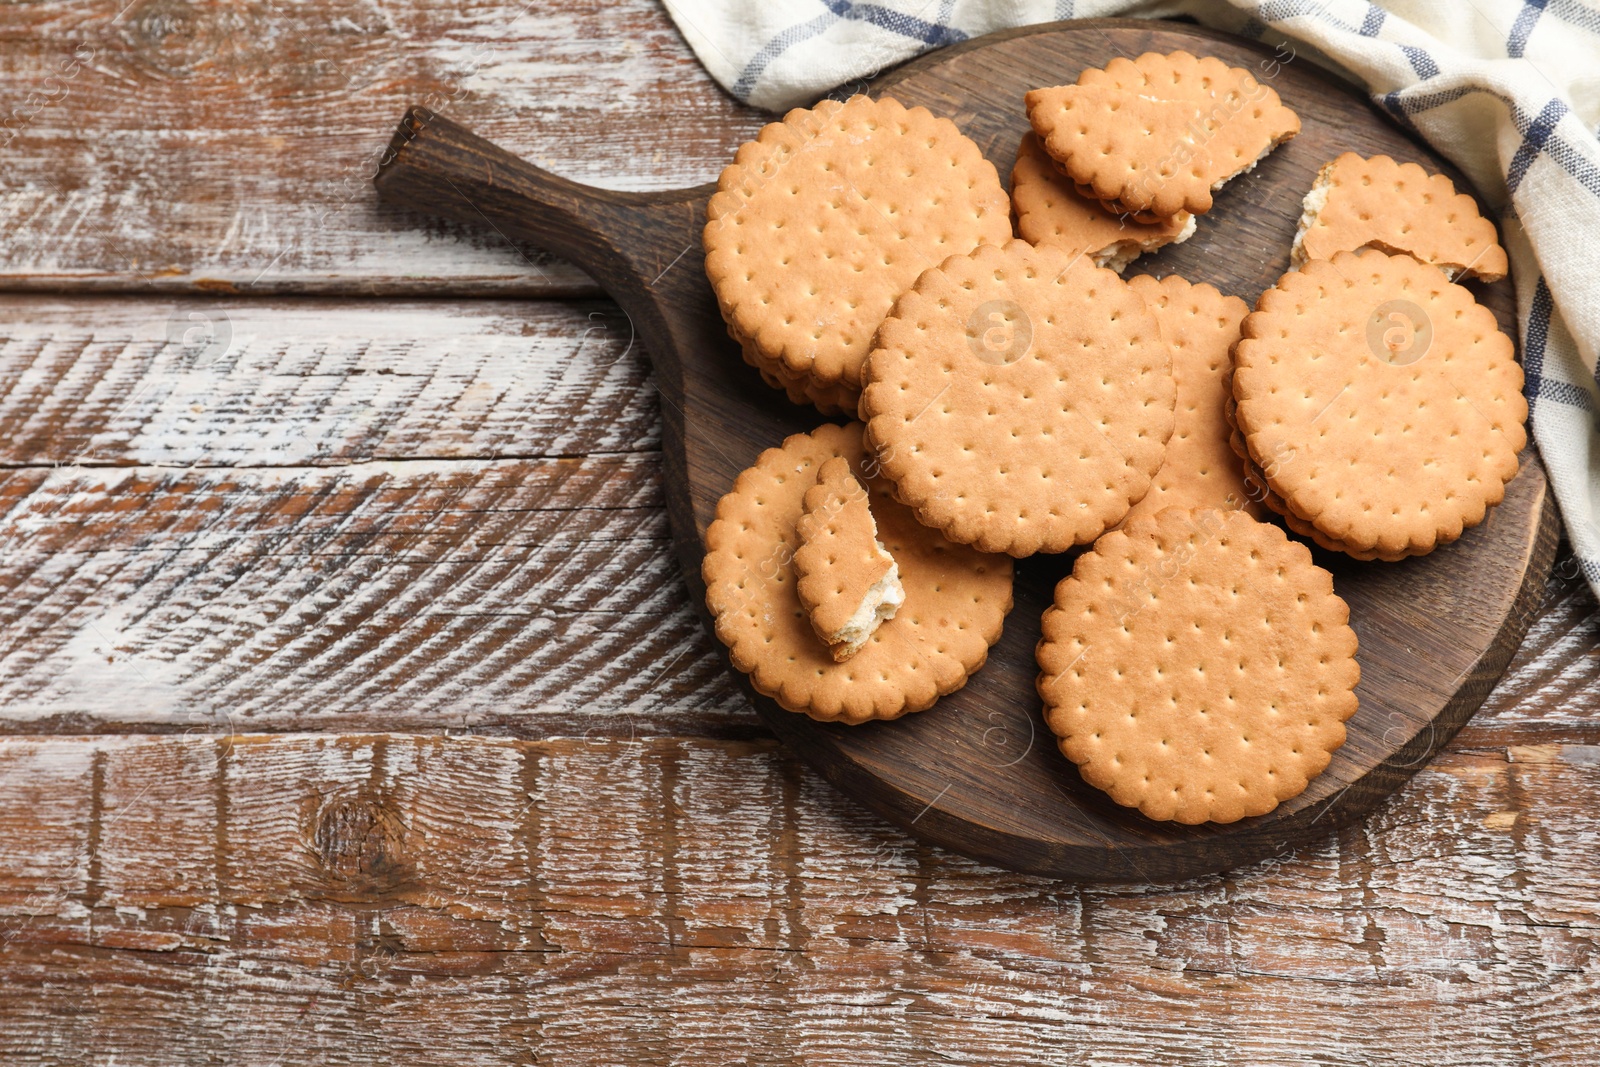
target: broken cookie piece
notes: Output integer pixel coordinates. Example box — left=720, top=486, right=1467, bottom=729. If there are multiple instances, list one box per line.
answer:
left=1011, top=133, right=1196, bottom=272
left=793, top=457, right=905, bottom=662
left=1290, top=152, right=1508, bottom=281
left=1025, top=51, right=1300, bottom=220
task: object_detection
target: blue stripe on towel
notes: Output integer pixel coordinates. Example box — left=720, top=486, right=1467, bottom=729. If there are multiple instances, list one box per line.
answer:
left=1398, top=44, right=1441, bottom=79
left=1508, top=0, right=1549, bottom=58
left=1523, top=276, right=1554, bottom=415
left=733, top=1, right=971, bottom=103
left=1550, top=0, right=1600, bottom=36
left=1509, top=98, right=1570, bottom=193
left=820, top=1, right=968, bottom=47
left=733, top=11, right=842, bottom=101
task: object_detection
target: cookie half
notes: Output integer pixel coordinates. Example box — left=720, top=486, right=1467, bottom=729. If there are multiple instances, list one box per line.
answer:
left=1025, top=51, right=1300, bottom=219
left=1232, top=250, right=1526, bottom=558
left=860, top=240, right=1175, bottom=556
left=704, top=94, right=1012, bottom=392
left=1037, top=507, right=1360, bottom=824
left=1011, top=133, right=1195, bottom=272
left=703, top=421, right=1012, bottom=724
left=1291, top=153, right=1508, bottom=282
left=793, top=457, right=905, bottom=662
left=1122, top=274, right=1263, bottom=524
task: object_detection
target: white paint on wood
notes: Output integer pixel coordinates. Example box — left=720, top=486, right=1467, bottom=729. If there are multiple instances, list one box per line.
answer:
left=0, top=296, right=658, bottom=467
left=1, top=0, right=765, bottom=293
left=5, top=734, right=1599, bottom=1064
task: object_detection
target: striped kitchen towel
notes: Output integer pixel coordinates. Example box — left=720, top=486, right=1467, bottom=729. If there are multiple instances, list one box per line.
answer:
left=663, top=0, right=1600, bottom=598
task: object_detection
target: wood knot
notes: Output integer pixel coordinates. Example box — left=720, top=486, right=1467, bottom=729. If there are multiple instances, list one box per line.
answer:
left=308, top=792, right=409, bottom=893
left=119, top=0, right=393, bottom=87
left=119, top=0, right=245, bottom=78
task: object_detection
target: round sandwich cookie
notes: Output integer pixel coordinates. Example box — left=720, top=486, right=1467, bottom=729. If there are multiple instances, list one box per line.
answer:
left=860, top=240, right=1175, bottom=557
left=1025, top=51, right=1301, bottom=220
left=1071, top=181, right=1171, bottom=225
left=1224, top=395, right=1408, bottom=562
left=1122, top=274, right=1263, bottom=525
left=1037, top=507, right=1361, bottom=825
left=1291, top=153, right=1508, bottom=282
left=728, top=324, right=859, bottom=416
left=704, top=94, right=1012, bottom=402
left=703, top=421, right=1013, bottom=724
left=1011, top=132, right=1195, bottom=272
left=1232, top=250, right=1527, bottom=559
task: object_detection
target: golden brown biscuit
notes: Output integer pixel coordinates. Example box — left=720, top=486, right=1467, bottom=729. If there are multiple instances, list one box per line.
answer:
left=1025, top=51, right=1301, bottom=219
left=728, top=322, right=859, bottom=415
left=702, top=421, right=1012, bottom=723
left=793, top=457, right=905, bottom=662
left=1292, top=153, right=1508, bottom=282
left=704, top=94, right=1012, bottom=391
left=1232, top=250, right=1526, bottom=558
left=860, top=240, right=1175, bottom=556
left=1011, top=133, right=1195, bottom=271
left=1122, top=274, right=1263, bottom=524
left=1037, top=507, right=1360, bottom=824
left=1226, top=402, right=1412, bottom=562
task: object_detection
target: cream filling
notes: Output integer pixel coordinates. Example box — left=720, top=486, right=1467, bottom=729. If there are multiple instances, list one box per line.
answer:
left=1213, top=135, right=1288, bottom=193
left=831, top=561, right=905, bottom=660
left=1092, top=212, right=1198, bottom=273
left=1290, top=166, right=1336, bottom=269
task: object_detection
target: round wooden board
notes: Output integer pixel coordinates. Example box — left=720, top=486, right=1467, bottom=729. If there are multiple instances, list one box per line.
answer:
left=374, top=19, right=1558, bottom=881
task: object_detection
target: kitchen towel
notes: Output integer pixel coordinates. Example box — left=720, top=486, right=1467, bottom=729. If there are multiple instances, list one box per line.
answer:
left=663, top=0, right=1600, bottom=599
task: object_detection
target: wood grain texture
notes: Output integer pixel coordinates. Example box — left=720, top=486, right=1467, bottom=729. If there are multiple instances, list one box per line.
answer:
left=0, top=0, right=764, bottom=295
left=0, top=296, right=750, bottom=735
left=0, top=457, right=753, bottom=735
left=371, top=20, right=1559, bottom=880
left=0, top=295, right=657, bottom=466
left=4, top=728, right=1600, bottom=1066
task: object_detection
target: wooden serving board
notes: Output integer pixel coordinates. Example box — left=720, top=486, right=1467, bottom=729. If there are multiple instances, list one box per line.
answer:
left=374, top=19, right=1558, bottom=881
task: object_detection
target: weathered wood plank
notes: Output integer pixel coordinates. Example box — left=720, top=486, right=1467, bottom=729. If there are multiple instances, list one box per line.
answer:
left=1471, top=558, right=1600, bottom=736
left=0, top=458, right=743, bottom=734
left=0, top=0, right=764, bottom=294
left=0, top=295, right=657, bottom=466
left=2, top=733, right=1599, bottom=1065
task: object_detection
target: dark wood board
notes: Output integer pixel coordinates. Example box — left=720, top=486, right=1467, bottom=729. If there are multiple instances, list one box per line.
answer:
left=372, top=19, right=1559, bottom=881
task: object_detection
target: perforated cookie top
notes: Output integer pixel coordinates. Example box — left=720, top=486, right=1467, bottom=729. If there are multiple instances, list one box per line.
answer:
left=793, top=456, right=896, bottom=647
left=1011, top=133, right=1192, bottom=265
left=702, top=422, right=1012, bottom=724
left=1037, top=507, right=1360, bottom=824
left=1025, top=51, right=1301, bottom=218
left=860, top=240, right=1175, bottom=556
left=1224, top=395, right=1411, bottom=562
left=703, top=95, right=1012, bottom=389
left=1122, top=274, right=1261, bottom=525
left=1232, top=250, right=1527, bottom=557
left=1293, top=153, right=1508, bottom=282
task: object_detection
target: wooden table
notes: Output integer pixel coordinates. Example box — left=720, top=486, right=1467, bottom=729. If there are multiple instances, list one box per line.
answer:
left=3, top=2, right=1598, bottom=1062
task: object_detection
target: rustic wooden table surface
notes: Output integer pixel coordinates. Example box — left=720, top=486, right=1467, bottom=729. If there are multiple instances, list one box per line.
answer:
left=3, top=2, right=1599, bottom=1063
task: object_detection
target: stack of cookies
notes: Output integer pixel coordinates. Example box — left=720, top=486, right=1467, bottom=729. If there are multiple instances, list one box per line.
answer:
left=703, top=94, right=1013, bottom=415
left=698, top=50, right=1525, bottom=825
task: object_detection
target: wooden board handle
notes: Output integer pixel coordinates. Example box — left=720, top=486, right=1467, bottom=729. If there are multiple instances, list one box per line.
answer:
left=373, top=107, right=706, bottom=303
